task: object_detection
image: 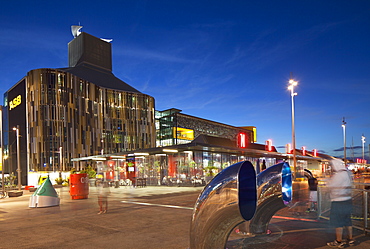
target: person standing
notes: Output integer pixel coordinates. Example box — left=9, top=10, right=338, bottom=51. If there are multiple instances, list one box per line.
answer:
left=261, top=160, right=267, bottom=171
left=97, top=181, right=110, bottom=214
left=326, top=159, right=355, bottom=248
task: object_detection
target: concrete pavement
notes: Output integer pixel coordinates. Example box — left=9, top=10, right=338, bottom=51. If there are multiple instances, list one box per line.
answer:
left=0, top=185, right=370, bottom=248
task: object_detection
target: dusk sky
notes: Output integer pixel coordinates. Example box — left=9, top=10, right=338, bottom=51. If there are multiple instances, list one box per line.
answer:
left=1, top=1, right=369, bottom=160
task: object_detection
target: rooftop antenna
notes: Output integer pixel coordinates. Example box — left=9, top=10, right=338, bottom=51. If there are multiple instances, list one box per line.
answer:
left=71, top=24, right=83, bottom=38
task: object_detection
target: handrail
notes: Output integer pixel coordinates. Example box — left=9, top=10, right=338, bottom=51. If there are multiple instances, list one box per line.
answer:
left=317, top=181, right=370, bottom=233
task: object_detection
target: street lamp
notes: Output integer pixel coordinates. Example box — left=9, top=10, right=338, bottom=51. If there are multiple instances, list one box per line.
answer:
left=288, top=78, right=298, bottom=178
left=12, top=125, right=21, bottom=191
left=0, top=106, right=4, bottom=194
left=362, top=134, right=366, bottom=166
left=342, top=117, right=346, bottom=163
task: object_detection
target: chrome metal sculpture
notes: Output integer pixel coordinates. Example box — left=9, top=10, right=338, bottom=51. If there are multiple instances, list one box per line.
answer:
left=190, top=161, right=256, bottom=249
left=244, top=161, right=292, bottom=234
left=189, top=161, right=292, bottom=249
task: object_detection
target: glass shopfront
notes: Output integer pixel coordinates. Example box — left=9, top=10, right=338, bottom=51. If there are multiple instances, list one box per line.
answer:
left=126, top=150, right=278, bottom=186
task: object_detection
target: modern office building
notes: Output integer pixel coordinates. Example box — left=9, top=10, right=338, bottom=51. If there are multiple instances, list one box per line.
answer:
left=3, top=27, right=156, bottom=185
left=155, top=108, right=256, bottom=147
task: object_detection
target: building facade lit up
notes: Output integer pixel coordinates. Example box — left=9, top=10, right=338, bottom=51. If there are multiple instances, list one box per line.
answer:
left=156, top=108, right=255, bottom=147
left=3, top=27, right=156, bottom=185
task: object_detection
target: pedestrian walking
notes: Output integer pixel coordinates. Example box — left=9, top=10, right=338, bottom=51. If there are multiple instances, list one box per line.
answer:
left=261, top=160, right=266, bottom=171
left=97, top=181, right=110, bottom=214
left=326, top=159, right=355, bottom=248
left=307, top=175, right=318, bottom=212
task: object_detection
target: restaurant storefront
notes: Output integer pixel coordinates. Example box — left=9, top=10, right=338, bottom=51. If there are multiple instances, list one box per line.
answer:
left=71, top=134, right=290, bottom=186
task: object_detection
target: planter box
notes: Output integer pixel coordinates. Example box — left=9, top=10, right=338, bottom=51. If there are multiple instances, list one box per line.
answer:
left=29, top=187, right=37, bottom=192
left=8, top=190, right=23, bottom=197
left=70, top=173, right=89, bottom=199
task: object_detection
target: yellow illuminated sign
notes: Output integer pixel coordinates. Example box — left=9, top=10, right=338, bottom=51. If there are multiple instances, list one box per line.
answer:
left=240, top=126, right=257, bottom=143
left=9, top=95, right=22, bottom=110
left=173, top=127, right=194, bottom=140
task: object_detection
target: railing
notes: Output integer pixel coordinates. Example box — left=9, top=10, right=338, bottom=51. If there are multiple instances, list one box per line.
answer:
left=317, top=180, right=370, bottom=233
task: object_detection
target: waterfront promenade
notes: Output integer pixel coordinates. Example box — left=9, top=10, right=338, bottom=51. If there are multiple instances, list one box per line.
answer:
left=0, top=185, right=369, bottom=248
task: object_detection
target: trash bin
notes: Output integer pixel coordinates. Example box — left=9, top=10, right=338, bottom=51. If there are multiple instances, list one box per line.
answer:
left=70, top=173, right=89, bottom=199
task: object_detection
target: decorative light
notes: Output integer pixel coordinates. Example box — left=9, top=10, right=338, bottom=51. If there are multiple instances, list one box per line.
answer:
left=162, top=149, right=178, bottom=153
left=134, top=153, right=149, bottom=156
left=301, top=146, right=306, bottom=156
left=286, top=143, right=291, bottom=154
left=238, top=132, right=248, bottom=148
left=313, top=149, right=317, bottom=157
left=265, top=139, right=272, bottom=152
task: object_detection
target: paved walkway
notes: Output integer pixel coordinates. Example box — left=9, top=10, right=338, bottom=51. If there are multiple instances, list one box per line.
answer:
left=0, top=185, right=370, bottom=248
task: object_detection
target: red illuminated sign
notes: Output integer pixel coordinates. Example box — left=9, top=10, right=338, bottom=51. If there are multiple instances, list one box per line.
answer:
left=238, top=133, right=248, bottom=148
left=301, top=146, right=306, bottom=156
left=286, top=144, right=291, bottom=154
left=313, top=149, right=317, bottom=157
left=265, top=139, right=272, bottom=152
left=357, top=158, right=367, bottom=164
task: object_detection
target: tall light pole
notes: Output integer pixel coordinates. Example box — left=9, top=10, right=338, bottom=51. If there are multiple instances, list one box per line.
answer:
left=342, top=117, right=346, bottom=163
left=288, top=77, right=298, bottom=178
left=13, top=125, right=21, bottom=191
left=362, top=134, right=366, bottom=166
left=0, top=106, right=4, bottom=194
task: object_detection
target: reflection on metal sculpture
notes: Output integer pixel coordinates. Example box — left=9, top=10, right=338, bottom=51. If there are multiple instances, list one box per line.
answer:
left=189, top=161, right=292, bottom=249
left=190, top=161, right=257, bottom=249
left=246, top=162, right=292, bottom=234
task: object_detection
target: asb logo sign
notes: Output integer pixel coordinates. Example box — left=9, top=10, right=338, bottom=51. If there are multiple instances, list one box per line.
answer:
left=237, top=133, right=248, bottom=148
left=9, top=95, right=22, bottom=110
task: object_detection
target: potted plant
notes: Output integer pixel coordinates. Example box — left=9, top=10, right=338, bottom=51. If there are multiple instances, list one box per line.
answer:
left=55, top=177, right=65, bottom=186
left=86, top=166, right=97, bottom=186
left=7, top=173, right=23, bottom=197
left=204, top=165, right=218, bottom=183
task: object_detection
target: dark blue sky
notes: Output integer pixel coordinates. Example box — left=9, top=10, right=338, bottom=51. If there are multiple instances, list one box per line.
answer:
left=1, top=0, right=369, bottom=160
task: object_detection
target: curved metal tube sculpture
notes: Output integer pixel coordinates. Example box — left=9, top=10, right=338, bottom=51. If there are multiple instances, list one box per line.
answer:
left=189, top=161, right=292, bottom=249
left=246, top=162, right=292, bottom=234
left=190, top=161, right=257, bottom=249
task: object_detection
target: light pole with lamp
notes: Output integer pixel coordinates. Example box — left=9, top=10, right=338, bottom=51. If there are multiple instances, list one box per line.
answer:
left=342, top=117, right=346, bottom=163
left=362, top=134, right=366, bottom=166
left=288, top=78, right=298, bottom=178
left=0, top=106, right=4, bottom=195
left=13, top=125, right=21, bottom=191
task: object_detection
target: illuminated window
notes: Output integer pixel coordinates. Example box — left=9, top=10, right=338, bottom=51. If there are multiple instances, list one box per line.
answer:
left=173, top=127, right=194, bottom=140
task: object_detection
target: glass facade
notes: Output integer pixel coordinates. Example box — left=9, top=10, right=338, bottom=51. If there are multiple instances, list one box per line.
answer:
left=156, top=108, right=254, bottom=147
left=133, top=151, right=279, bottom=186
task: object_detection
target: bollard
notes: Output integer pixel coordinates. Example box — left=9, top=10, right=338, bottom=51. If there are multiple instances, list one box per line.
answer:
left=29, top=177, right=60, bottom=208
